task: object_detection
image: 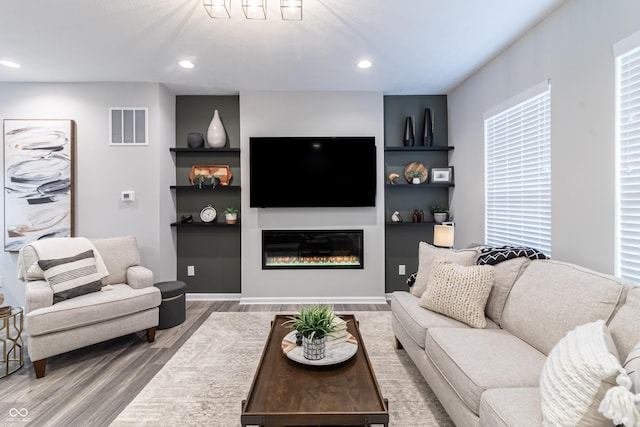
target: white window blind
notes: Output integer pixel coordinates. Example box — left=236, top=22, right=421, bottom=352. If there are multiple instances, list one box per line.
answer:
left=484, top=87, right=551, bottom=256
left=615, top=45, right=640, bottom=283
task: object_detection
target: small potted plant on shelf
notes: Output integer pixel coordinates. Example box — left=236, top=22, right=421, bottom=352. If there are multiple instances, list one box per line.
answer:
left=431, top=205, right=449, bottom=223
left=282, top=305, right=340, bottom=361
left=407, top=170, right=424, bottom=184
left=224, top=207, right=238, bottom=224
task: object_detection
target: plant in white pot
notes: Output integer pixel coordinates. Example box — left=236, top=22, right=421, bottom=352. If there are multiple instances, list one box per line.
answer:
left=406, top=169, right=424, bottom=184
left=224, top=207, right=238, bottom=224
left=431, top=204, right=449, bottom=223
left=282, top=305, right=340, bottom=360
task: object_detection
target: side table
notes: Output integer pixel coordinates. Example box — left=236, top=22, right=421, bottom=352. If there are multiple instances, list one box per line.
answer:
left=1, top=307, right=24, bottom=378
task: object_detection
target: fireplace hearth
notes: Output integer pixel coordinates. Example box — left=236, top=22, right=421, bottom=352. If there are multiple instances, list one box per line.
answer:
left=262, top=230, right=364, bottom=269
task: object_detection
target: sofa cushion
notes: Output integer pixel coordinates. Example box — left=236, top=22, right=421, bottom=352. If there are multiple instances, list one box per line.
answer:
left=500, top=260, right=625, bottom=355
left=410, top=242, right=478, bottom=297
left=540, top=320, right=621, bottom=427
left=420, top=260, right=494, bottom=328
left=92, top=235, right=141, bottom=285
left=608, top=286, right=640, bottom=361
left=485, top=257, right=530, bottom=326
left=38, top=250, right=104, bottom=304
left=392, top=291, right=473, bottom=349
left=425, top=327, right=546, bottom=416
left=26, top=284, right=161, bottom=336
left=479, top=387, right=541, bottom=427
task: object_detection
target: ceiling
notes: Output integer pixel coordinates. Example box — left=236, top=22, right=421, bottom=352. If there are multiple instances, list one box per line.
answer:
left=0, top=0, right=566, bottom=95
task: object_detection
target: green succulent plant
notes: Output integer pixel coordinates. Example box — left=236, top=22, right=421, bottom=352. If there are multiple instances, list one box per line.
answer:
left=282, top=304, right=341, bottom=340
left=430, top=204, right=449, bottom=213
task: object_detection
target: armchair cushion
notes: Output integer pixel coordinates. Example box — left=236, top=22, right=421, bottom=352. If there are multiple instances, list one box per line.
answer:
left=38, top=249, right=104, bottom=304
left=26, top=284, right=161, bottom=336
left=92, top=236, right=141, bottom=285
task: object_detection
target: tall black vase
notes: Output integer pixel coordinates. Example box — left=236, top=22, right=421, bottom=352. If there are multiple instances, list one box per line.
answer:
left=403, top=116, right=415, bottom=146
left=423, top=108, right=434, bottom=146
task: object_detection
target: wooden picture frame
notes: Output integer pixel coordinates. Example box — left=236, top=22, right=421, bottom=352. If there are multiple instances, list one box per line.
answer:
left=430, top=167, right=454, bottom=184
left=3, top=119, right=75, bottom=251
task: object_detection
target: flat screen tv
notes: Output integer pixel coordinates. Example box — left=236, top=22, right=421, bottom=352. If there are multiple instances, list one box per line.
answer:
left=250, top=136, right=376, bottom=208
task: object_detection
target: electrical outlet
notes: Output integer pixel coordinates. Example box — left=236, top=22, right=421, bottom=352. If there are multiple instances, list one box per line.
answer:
left=187, top=265, right=195, bottom=276
left=398, top=264, right=406, bottom=275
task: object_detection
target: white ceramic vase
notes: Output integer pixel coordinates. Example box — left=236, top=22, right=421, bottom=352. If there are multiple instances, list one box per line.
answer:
left=207, top=109, right=226, bottom=148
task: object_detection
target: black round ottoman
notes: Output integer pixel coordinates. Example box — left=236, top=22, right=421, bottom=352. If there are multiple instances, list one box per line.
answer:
left=154, top=281, right=186, bottom=330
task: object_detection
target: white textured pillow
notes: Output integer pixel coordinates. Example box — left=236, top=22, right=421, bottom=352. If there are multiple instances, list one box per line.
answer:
left=625, top=341, right=640, bottom=395
left=540, top=320, right=622, bottom=427
left=38, top=250, right=104, bottom=304
left=419, top=260, right=494, bottom=328
left=411, top=242, right=479, bottom=297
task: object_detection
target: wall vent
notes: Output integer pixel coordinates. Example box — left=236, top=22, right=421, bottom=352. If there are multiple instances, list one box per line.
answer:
left=109, top=107, right=148, bottom=146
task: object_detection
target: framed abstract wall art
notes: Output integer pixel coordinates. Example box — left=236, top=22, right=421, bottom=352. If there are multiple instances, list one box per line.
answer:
left=3, top=119, right=75, bottom=251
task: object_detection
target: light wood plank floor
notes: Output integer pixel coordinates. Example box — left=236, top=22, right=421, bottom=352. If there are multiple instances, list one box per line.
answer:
left=0, top=301, right=390, bottom=426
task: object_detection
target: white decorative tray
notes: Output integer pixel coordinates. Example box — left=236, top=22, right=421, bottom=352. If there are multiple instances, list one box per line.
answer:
left=281, top=331, right=358, bottom=367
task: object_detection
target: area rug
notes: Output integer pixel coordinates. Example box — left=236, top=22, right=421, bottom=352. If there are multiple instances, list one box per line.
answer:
left=111, top=311, right=453, bottom=426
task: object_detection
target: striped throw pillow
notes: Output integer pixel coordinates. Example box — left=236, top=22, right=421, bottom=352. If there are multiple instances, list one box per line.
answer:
left=38, top=250, right=103, bottom=304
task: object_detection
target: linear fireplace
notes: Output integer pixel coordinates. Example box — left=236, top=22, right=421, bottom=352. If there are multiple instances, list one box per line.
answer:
left=262, top=230, right=364, bottom=269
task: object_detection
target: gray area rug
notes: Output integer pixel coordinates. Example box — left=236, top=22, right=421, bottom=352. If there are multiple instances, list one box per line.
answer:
left=111, top=311, right=453, bottom=426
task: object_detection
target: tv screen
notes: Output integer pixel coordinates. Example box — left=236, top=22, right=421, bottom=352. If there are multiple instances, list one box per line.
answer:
left=250, top=137, right=376, bottom=208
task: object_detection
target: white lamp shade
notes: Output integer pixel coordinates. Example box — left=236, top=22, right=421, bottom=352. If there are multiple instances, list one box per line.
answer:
left=433, top=224, right=455, bottom=248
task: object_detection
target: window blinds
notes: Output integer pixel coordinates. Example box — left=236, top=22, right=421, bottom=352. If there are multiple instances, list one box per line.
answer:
left=616, top=45, right=640, bottom=283
left=484, top=88, right=551, bottom=256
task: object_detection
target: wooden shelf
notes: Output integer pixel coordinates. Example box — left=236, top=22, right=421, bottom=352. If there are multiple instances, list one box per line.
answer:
left=171, top=221, right=241, bottom=227
left=385, top=183, right=454, bottom=188
left=170, top=147, right=240, bottom=153
left=384, top=146, right=454, bottom=152
left=170, top=185, right=241, bottom=191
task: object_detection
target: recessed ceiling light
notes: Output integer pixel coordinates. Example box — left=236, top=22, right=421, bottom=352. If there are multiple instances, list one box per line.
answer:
left=357, top=60, right=372, bottom=69
left=179, top=60, right=195, bottom=69
left=0, top=60, right=21, bottom=69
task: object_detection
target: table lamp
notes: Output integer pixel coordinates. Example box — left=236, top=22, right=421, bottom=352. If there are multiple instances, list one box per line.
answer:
left=433, top=223, right=455, bottom=248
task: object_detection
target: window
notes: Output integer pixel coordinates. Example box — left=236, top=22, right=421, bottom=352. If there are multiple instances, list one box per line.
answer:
left=484, top=83, right=551, bottom=255
left=615, top=44, right=640, bottom=283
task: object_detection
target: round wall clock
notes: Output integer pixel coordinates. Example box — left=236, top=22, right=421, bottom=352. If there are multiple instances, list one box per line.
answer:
left=200, top=205, right=217, bottom=223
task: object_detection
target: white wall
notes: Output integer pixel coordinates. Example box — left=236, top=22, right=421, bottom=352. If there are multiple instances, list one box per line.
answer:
left=0, top=82, right=176, bottom=307
left=239, top=91, right=386, bottom=303
left=448, top=0, right=640, bottom=274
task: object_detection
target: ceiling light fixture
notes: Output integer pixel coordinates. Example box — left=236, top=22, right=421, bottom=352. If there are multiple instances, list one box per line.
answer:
left=204, top=0, right=231, bottom=19
left=204, top=0, right=302, bottom=20
left=0, top=60, right=21, bottom=69
left=179, top=60, right=195, bottom=69
left=242, top=0, right=266, bottom=20
left=357, top=60, right=372, bottom=69
left=281, top=0, right=302, bottom=20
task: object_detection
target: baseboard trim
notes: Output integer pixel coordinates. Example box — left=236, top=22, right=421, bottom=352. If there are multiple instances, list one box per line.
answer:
left=186, top=293, right=241, bottom=301
left=238, top=296, right=388, bottom=305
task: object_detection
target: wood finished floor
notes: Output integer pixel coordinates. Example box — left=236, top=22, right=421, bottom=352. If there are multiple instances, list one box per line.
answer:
left=0, top=301, right=390, bottom=427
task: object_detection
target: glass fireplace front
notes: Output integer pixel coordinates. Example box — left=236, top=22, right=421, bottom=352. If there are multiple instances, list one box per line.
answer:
left=262, top=230, right=364, bottom=269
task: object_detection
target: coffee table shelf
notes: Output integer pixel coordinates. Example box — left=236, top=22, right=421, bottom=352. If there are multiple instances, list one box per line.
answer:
left=241, top=314, right=389, bottom=427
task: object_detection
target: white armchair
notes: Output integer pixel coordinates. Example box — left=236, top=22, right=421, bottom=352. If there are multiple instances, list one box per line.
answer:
left=17, top=235, right=161, bottom=378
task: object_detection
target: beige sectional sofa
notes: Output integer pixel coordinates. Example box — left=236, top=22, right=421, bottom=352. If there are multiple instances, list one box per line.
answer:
left=391, top=243, right=640, bottom=426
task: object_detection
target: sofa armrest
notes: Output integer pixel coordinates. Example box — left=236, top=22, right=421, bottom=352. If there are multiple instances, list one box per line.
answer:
left=25, top=280, right=53, bottom=312
left=126, top=265, right=154, bottom=289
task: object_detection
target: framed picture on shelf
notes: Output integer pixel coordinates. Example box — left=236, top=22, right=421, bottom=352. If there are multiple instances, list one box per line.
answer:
left=430, top=167, right=454, bottom=184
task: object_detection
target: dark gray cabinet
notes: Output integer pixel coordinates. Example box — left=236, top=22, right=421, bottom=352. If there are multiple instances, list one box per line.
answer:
left=384, top=95, right=453, bottom=293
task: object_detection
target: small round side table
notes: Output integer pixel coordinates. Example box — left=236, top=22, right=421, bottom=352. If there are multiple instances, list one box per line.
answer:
left=1, top=307, right=24, bottom=378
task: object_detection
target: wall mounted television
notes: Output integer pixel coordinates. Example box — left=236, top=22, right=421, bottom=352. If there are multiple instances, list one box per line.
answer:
left=249, top=136, right=377, bottom=208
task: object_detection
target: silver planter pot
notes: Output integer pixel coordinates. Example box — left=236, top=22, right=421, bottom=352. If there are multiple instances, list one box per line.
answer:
left=302, top=336, right=326, bottom=360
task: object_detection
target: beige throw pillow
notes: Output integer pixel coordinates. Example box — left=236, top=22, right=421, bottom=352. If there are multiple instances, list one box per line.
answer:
left=540, top=320, right=622, bottom=427
left=411, top=242, right=479, bottom=297
left=419, top=260, right=495, bottom=328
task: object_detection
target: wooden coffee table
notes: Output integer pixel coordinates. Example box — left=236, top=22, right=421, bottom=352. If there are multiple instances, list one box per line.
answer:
left=241, top=314, right=389, bottom=427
